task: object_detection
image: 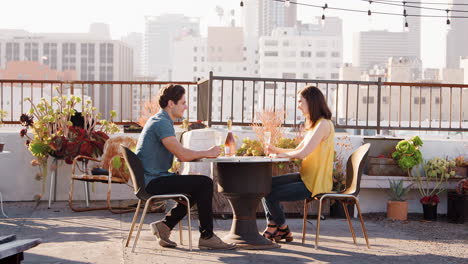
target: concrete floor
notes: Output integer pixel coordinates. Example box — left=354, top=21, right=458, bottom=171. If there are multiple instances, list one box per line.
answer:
left=0, top=201, right=467, bottom=264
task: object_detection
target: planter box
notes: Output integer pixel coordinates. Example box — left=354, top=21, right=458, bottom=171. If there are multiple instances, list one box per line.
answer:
left=368, top=157, right=407, bottom=176
left=123, top=125, right=143, bottom=133
left=452, top=166, right=467, bottom=178
left=447, top=192, right=468, bottom=224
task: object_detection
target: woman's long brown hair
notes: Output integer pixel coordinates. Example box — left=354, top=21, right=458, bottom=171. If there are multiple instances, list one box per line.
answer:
left=299, top=85, right=332, bottom=130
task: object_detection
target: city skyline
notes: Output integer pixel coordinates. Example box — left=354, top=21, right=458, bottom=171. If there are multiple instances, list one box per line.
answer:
left=0, top=0, right=456, bottom=68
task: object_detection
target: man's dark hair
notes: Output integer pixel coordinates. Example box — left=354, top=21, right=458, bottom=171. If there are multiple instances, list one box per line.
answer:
left=158, top=84, right=186, bottom=108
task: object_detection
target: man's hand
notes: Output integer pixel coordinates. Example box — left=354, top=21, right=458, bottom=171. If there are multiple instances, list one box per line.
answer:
left=264, top=144, right=277, bottom=155
left=206, top=145, right=222, bottom=158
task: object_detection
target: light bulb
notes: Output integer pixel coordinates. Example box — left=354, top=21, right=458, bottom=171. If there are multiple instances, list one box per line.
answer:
left=240, top=1, right=244, bottom=7
left=285, top=0, right=290, bottom=7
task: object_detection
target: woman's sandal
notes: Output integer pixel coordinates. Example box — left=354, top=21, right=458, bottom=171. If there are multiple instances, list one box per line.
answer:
left=262, top=224, right=278, bottom=241
left=275, top=225, right=293, bottom=243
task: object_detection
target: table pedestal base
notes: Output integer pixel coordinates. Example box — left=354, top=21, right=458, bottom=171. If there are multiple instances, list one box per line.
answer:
left=222, top=195, right=280, bottom=250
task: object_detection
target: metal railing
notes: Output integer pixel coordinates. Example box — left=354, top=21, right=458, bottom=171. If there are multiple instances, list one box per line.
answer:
left=206, top=73, right=468, bottom=133
left=1, top=75, right=467, bottom=133
left=0, top=80, right=198, bottom=125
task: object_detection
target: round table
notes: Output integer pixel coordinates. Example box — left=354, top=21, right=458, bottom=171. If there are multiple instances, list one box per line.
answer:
left=203, top=156, right=289, bottom=250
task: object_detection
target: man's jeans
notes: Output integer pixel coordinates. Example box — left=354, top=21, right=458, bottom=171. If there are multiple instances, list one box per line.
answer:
left=262, top=173, right=312, bottom=226
left=146, top=174, right=214, bottom=238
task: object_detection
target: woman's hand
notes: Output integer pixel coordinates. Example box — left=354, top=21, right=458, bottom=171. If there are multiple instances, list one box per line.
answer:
left=269, top=152, right=289, bottom=158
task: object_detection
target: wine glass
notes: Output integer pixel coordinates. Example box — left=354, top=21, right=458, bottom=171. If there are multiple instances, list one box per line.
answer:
left=215, top=132, right=224, bottom=156
left=264, top=131, right=271, bottom=145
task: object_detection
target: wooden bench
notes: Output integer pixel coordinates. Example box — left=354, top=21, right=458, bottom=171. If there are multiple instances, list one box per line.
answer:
left=0, top=235, right=41, bottom=264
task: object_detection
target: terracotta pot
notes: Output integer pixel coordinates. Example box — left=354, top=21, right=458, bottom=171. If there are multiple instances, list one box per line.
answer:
left=387, top=200, right=408, bottom=220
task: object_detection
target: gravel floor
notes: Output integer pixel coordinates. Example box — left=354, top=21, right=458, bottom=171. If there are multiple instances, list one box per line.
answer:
left=0, top=202, right=467, bottom=264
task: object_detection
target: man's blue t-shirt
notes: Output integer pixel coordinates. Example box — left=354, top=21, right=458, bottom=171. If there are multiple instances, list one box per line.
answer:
left=136, top=110, right=176, bottom=186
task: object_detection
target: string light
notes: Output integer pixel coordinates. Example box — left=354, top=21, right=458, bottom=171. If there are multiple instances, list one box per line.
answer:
left=285, top=0, right=290, bottom=8
left=403, top=1, right=409, bottom=32
left=368, top=0, right=372, bottom=16
left=446, top=9, right=451, bottom=25
left=240, top=1, right=244, bottom=7
left=322, top=3, right=328, bottom=21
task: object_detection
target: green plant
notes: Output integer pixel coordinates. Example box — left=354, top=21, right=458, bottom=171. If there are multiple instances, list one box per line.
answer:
left=236, top=138, right=265, bottom=156
left=392, top=136, right=424, bottom=175
left=0, top=109, right=7, bottom=124
left=19, top=89, right=119, bottom=200
left=412, top=157, right=454, bottom=205
left=454, top=156, right=468, bottom=167
left=388, top=179, right=411, bottom=201
left=333, top=136, right=352, bottom=192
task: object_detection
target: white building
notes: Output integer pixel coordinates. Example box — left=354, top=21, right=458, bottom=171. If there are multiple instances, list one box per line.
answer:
left=446, top=0, right=468, bottom=68
left=353, top=30, right=415, bottom=71
left=0, top=28, right=134, bottom=120
left=387, top=56, right=422, bottom=82
left=121, top=32, right=144, bottom=78
left=242, top=0, right=297, bottom=37
left=144, top=14, right=200, bottom=79
left=259, top=17, right=343, bottom=80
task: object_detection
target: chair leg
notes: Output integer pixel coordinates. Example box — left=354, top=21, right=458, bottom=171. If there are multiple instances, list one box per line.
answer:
left=342, top=201, right=357, bottom=245
left=125, top=199, right=142, bottom=247
left=179, top=221, right=183, bottom=245
left=132, top=199, right=153, bottom=252
left=315, top=196, right=325, bottom=249
left=182, top=196, right=192, bottom=251
left=302, top=199, right=309, bottom=244
left=68, top=179, right=108, bottom=212
left=354, top=199, right=370, bottom=249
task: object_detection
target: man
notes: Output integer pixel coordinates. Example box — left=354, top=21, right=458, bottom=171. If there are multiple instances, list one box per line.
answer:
left=136, top=84, right=235, bottom=250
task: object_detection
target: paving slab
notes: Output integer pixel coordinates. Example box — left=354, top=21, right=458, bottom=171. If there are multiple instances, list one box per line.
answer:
left=0, top=202, right=466, bottom=264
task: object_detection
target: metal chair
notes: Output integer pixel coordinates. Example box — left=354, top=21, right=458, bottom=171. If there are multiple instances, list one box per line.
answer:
left=301, top=143, right=371, bottom=249
left=120, top=146, right=193, bottom=252
left=68, top=136, right=137, bottom=213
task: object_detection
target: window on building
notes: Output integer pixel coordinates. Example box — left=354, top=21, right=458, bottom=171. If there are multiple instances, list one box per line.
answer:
left=316, top=62, right=326, bottom=68
left=363, top=96, right=375, bottom=104
left=193, top=66, right=197, bottom=71
left=283, top=40, right=289, bottom=47
left=194, top=46, right=198, bottom=52
left=300, top=51, right=311, bottom=57
left=264, top=51, right=278, bottom=57
left=264, top=40, right=278, bottom=46
left=414, top=97, right=426, bottom=104
left=382, top=96, right=389, bottom=104
left=331, top=52, right=340, bottom=58
left=330, top=73, right=339, bottom=79
left=282, top=73, right=296, bottom=79
left=435, top=97, right=441, bottom=104
left=316, top=51, right=326, bottom=58
left=303, top=73, right=309, bottom=79
left=193, top=56, right=197, bottom=62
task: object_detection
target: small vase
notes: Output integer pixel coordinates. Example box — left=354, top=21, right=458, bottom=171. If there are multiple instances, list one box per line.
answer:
left=422, top=203, right=438, bottom=221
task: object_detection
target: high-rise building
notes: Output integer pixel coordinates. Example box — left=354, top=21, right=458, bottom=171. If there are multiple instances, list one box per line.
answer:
left=144, top=14, right=200, bottom=78
left=353, top=30, right=413, bottom=70
left=242, top=0, right=297, bottom=37
left=0, top=28, right=134, bottom=119
left=446, top=0, right=468, bottom=68
left=405, top=0, right=421, bottom=60
left=121, top=32, right=144, bottom=77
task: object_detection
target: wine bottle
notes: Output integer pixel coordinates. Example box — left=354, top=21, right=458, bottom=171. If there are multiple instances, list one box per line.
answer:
left=225, top=119, right=236, bottom=157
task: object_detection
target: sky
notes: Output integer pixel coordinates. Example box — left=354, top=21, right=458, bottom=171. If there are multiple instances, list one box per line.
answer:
left=0, top=0, right=456, bottom=68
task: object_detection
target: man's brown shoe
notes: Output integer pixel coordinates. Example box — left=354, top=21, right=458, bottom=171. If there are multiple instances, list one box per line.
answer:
left=198, top=234, right=236, bottom=250
left=150, top=221, right=177, bottom=248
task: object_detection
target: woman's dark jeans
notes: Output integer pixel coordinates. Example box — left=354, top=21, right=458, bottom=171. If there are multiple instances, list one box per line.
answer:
left=262, top=173, right=312, bottom=226
left=146, top=174, right=214, bottom=238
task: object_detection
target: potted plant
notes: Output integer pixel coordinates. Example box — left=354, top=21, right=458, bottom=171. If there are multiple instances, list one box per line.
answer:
left=447, top=178, right=468, bottom=224
left=387, top=179, right=411, bottom=220
left=414, top=157, right=455, bottom=220
left=19, top=90, right=119, bottom=200
left=0, top=109, right=7, bottom=152
left=452, top=156, right=468, bottom=178
left=391, top=136, right=424, bottom=177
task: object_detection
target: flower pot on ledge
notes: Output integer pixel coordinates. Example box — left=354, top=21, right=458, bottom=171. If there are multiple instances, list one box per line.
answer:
left=422, top=204, right=438, bottom=221
left=368, top=157, right=407, bottom=176
left=387, top=200, right=408, bottom=221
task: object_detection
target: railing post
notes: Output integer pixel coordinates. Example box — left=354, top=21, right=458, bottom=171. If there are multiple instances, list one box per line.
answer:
left=70, top=82, right=74, bottom=95
left=376, top=77, right=382, bottom=135
left=207, top=71, right=213, bottom=127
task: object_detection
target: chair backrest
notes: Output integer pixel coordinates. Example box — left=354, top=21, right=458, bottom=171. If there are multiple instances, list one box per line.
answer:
left=101, top=136, right=137, bottom=181
left=342, top=143, right=371, bottom=196
left=120, top=145, right=151, bottom=200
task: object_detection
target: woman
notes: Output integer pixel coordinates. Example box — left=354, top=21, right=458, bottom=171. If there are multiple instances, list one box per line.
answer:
left=262, top=85, right=334, bottom=242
